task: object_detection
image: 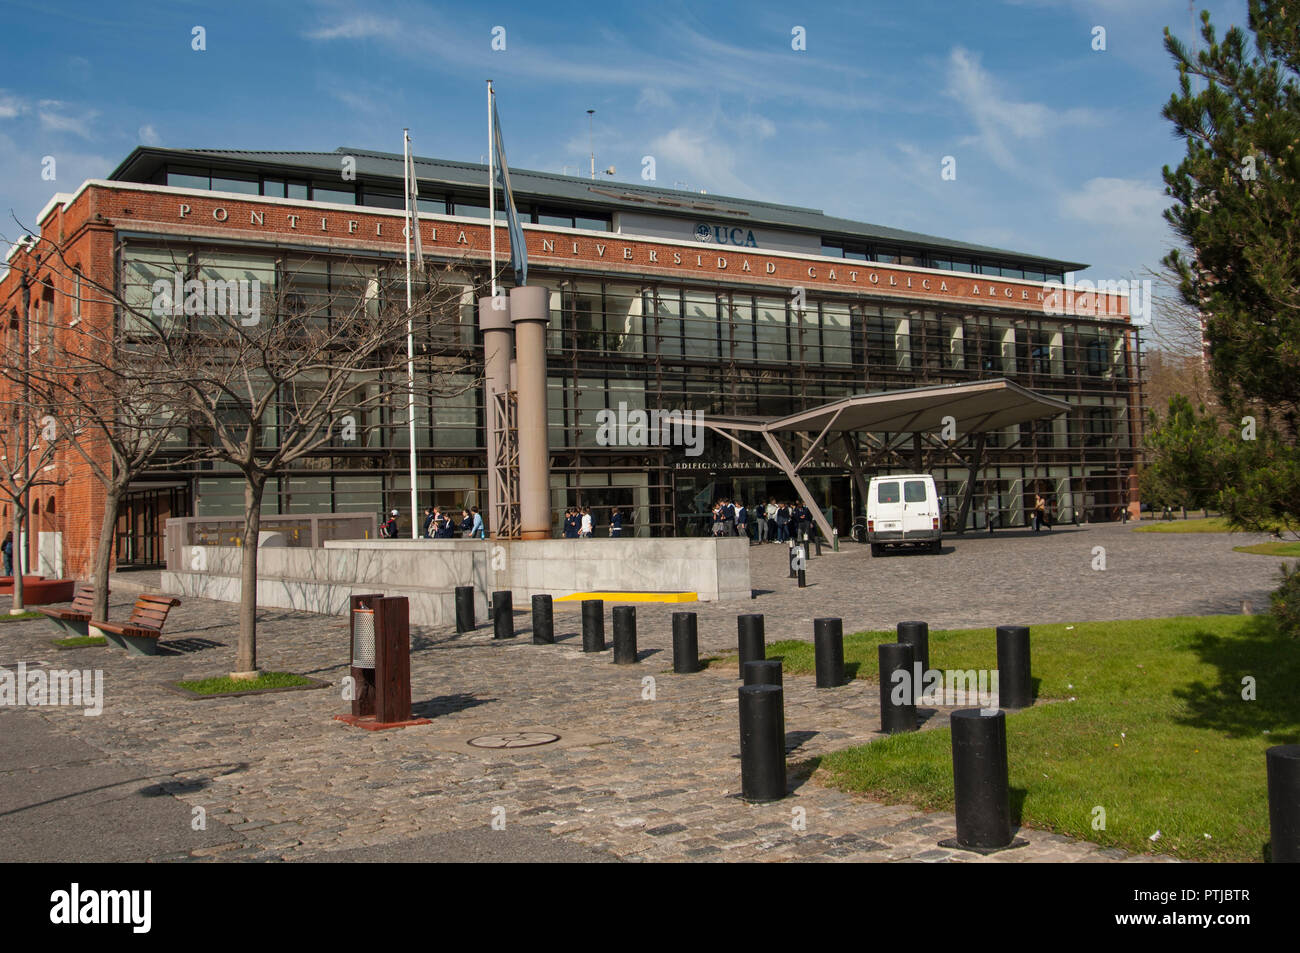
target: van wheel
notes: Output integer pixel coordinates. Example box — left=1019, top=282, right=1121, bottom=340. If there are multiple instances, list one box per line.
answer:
left=930, top=540, right=942, bottom=554
left=871, top=543, right=884, bottom=557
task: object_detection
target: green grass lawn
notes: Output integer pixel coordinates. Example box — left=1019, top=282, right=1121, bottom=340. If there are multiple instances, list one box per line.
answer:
left=177, top=671, right=313, bottom=695
left=753, top=616, right=1295, bottom=862
left=1135, top=516, right=1296, bottom=534
left=1233, top=541, right=1300, bottom=557
left=51, top=635, right=107, bottom=648
left=0, top=610, right=45, bottom=622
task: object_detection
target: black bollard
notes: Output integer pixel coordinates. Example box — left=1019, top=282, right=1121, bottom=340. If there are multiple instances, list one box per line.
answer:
left=581, top=599, right=605, bottom=652
left=787, top=541, right=797, bottom=578
left=813, top=531, right=822, bottom=557
left=671, top=612, right=699, bottom=674
left=737, top=614, right=765, bottom=677
left=942, top=709, right=1024, bottom=853
left=797, top=548, right=807, bottom=588
left=813, top=617, right=846, bottom=688
left=743, top=659, right=783, bottom=687
left=531, top=594, right=554, bottom=644
left=454, top=585, right=475, bottom=633
left=612, top=605, right=638, bottom=664
left=897, top=620, right=930, bottom=703
left=996, top=625, right=1032, bottom=709
left=878, top=642, right=918, bottom=734
left=1267, top=745, right=1300, bottom=863
left=492, top=590, right=514, bottom=640
left=738, top=684, right=786, bottom=802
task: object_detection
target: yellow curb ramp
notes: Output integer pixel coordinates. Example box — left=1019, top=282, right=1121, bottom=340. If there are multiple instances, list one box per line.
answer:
left=554, top=591, right=698, bottom=604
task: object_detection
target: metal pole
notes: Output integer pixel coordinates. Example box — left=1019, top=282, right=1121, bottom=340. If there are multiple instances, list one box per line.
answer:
left=403, top=130, right=418, bottom=537
left=488, top=81, right=497, bottom=297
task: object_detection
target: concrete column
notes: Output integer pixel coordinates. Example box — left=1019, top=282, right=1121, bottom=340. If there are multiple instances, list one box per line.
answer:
left=479, top=295, right=513, bottom=538
left=510, top=285, right=551, bottom=540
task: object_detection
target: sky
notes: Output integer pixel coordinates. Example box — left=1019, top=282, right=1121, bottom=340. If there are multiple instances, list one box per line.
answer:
left=0, top=0, right=1254, bottom=288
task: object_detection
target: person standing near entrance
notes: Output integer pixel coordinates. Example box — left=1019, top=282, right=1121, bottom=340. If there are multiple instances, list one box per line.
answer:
left=775, top=501, right=789, bottom=542
left=580, top=507, right=593, bottom=538
left=471, top=506, right=485, bottom=539
left=381, top=510, right=399, bottom=539
left=734, top=497, right=748, bottom=542
left=1033, top=492, right=1047, bottom=532
left=754, top=501, right=767, bottom=543
left=765, top=499, right=777, bottom=542
left=610, top=508, right=623, bottom=538
left=2, top=531, right=12, bottom=577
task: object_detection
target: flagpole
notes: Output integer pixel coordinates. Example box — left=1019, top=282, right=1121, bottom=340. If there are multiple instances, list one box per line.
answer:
left=487, top=79, right=497, bottom=298
left=404, top=129, right=419, bottom=539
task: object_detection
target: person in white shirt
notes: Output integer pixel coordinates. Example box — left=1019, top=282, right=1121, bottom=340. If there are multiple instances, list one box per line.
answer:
left=580, top=507, right=593, bottom=538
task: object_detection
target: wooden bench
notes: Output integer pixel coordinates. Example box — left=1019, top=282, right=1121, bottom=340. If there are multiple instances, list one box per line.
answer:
left=92, top=594, right=183, bottom=656
left=36, top=583, right=105, bottom=639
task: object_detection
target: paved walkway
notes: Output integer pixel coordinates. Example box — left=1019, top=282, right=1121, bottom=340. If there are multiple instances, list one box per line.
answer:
left=1, top=521, right=1280, bottom=862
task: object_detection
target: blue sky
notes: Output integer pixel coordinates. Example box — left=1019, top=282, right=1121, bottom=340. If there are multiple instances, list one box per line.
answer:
left=0, top=0, right=1251, bottom=285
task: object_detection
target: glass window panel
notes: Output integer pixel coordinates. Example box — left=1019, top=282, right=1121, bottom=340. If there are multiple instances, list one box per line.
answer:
left=820, top=242, right=842, bottom=257
left=121, top=247, right=187, bottom=331
left=727, top=298, right=755, bottom=363
left=194, top=250, right=275, bottom=332
left=950, top=258, right=973, bottom=273
left=874, top=248, right=899, bottom=264
left=576, top=375, right=607, bottom=447
left=821, top=301, right=852, bottom=366
left=538, top=212, right=573, bottom=228
left=898, top=253, right=923, bottom=267
left=363, top=189, right=405, bottom=209
left=429, top=374, right=478, bottom=448
left=571, top=283, right=603, bottom=354
left=286, top=182, right=309, bottom=200
left=904, top=480, right=927, bottom=503
left=312, top=185, right=356, bottom=204
left=167, top=167, right=209, bottom=190
left=844, top=248, right=868, bottom=261
left=604, top=286, right=644, bottom=357
left=417, top=196, right=446, bottom=214
left=864, top=306, right=894, bottom=367
left=282, top=258, right=331, bottom=327
left=262, top=179, right=286, bottom=198
left=755, top=298, right=787, bottom=363
left=1001, top=264, right=1024, bottom=280
left=574, top=216, right=609, bottom=232
left=877, top=482, right=900, bottom=503
left=652, top=290, right=682, bottom=359
left=682, top=290, right=719, bottom=359
left=211, top=173, right=260, bottom=195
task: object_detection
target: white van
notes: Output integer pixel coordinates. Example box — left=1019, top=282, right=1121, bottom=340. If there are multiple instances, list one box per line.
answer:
left=866, top=473, right=942, bottom=556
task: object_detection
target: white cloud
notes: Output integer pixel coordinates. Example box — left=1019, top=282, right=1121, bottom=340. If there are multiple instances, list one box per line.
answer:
left=138, top=124, right=161, bottom=146
left=648, top=126, right=754, bottom=197
left=1060, top=176, right=1168, bottom=228
left=37, top=100, right=97, bottom=138
left=636, top=88, right=674, bottom=111
left=305, top=15, right=400, bottom=41
left=944, top=46, right=1101, bottom=171
left=0, top=91, right=27, bottom=120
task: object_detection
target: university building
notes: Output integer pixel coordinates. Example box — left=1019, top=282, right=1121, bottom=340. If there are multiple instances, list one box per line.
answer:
left=1, top=145, right=1143, bottom=576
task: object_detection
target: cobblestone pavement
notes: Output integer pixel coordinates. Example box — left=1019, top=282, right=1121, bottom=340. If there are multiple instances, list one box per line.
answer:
left=3, top=520, right=1276, bottom=863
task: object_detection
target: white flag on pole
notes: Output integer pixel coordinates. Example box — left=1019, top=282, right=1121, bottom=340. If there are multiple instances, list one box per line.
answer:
left=406, top=134, right=425, bottom=273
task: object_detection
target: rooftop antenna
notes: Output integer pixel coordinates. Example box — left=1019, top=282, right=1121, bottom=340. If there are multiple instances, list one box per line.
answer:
left=587, top=109, right=595, bottom=180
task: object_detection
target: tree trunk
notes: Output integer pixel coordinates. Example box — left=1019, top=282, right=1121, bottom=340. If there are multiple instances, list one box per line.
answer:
left=9, top=503, right=23, bottom=614
left=235, top=476, right=266, bottom=676
left=90, top=485, right=122, bottom=622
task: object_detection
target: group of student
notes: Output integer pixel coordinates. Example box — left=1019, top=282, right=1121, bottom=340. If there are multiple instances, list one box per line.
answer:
left=561, top=506, right=624, bottom=538
left=377, top=506, right=486, bottom=539
left=710, top=498, right=813, bottom=543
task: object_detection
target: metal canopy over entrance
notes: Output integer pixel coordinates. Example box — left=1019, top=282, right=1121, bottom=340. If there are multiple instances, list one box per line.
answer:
left=698, top=378, right=1072, bottom=542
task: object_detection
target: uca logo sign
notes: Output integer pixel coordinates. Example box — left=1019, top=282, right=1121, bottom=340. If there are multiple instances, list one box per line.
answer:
left=695, top=222, right=759, bottom=248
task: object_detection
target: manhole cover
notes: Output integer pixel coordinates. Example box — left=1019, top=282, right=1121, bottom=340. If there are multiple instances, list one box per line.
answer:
left=467, top=731, right=561, bottom=749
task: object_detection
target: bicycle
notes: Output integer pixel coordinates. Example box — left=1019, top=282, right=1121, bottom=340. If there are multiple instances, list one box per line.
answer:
left=851, top=517, right=869, bottom=543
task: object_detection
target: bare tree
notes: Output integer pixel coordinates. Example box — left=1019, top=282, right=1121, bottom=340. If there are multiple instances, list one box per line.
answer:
left=0, top=233, right=194, bottom=622
left=0, top=267, right=66, bottom=612
left=133, top=254, right=475, bottom=677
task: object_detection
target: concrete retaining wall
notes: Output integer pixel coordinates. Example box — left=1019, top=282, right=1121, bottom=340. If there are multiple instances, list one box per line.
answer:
left=161, top=537, right=751, bottom=627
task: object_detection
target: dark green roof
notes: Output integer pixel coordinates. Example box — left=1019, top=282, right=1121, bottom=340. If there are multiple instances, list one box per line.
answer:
left=108, top=146, right=1086, bottom=271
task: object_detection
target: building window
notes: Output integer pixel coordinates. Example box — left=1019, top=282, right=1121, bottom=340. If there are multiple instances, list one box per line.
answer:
left=167, top=167, right=210, bottom=190
left=361, top=188, right=405, bottom=210
left=211, top=172, right=260, bottom=195
left=311, top=185, right=356, bottom=205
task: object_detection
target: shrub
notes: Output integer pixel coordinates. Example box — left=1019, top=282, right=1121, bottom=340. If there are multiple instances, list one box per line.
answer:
left=1269, top=561, right=1300, bottom=638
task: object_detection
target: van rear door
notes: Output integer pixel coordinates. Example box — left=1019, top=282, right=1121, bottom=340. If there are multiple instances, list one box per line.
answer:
left=873, top=480, right=903, bottom=534
left=901, top=478, right=935, bottom=537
